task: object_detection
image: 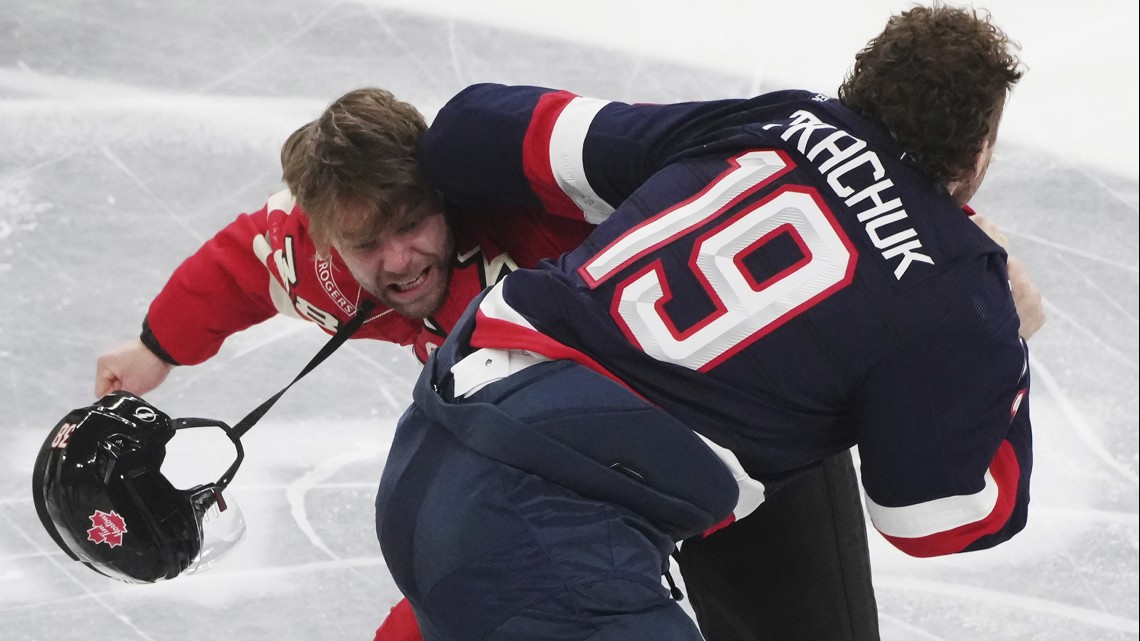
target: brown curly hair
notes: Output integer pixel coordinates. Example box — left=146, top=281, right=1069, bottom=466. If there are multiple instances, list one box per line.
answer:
left=837, top=4, right=1023, bottom=185
left=281, top=88, right=439, bottom=246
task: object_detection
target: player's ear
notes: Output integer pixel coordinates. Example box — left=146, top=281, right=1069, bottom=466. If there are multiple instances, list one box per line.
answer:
left=946, top=139, right=994, bottom=206
left=972, top=139, right=993, bottom=179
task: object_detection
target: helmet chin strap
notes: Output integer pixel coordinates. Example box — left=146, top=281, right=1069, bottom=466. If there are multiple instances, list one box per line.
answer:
left=177, top=299, right=377, bottom=499
left=173, top=299, right=378, bottom=505
left=232, top=299, right=377, bottom=440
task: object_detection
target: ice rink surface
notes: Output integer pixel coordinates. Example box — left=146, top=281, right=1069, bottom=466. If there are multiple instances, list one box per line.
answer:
left=1, top=1, right=1136, bottom=639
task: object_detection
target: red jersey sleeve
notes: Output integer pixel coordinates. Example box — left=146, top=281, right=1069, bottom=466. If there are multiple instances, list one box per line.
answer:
left=145, top=196, right=286, bottom=365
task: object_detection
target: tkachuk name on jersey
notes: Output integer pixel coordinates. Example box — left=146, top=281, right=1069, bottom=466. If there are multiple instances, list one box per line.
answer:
left=764, top=110, right=935, bottom=280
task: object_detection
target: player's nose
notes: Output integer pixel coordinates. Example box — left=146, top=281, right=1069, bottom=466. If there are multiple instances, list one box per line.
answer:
left=376, top=237, right=415, bottom=276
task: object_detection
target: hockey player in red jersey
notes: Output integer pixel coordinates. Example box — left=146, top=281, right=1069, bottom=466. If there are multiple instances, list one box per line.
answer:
left=93, top=89, right=594, bottom=394
left=93, top=88, right=592, bottom=641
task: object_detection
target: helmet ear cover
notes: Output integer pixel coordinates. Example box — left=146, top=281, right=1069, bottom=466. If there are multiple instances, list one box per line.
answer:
left=32, top=392, right=243, bottom=583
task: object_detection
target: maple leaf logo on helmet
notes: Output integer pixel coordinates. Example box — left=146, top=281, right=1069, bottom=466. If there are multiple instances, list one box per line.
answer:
left=86, top=509, right=128, bottom=548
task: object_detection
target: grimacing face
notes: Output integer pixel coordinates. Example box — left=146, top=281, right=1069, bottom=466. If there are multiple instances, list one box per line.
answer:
left=332, top=199, right=454, bottom=319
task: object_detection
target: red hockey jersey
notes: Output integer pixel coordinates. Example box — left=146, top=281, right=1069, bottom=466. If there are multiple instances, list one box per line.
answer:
left=144, top=189, right=594, bottom=364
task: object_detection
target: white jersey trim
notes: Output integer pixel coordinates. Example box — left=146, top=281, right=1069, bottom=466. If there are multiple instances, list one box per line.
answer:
left=866, top=470, right=999, bottom=538
left=252, top=233, right=302, bottom=319
left=477, top=280, right=537, bottom=329
left=452, top=347, right=551, bottom=398
left=266, top=188, right=296, bottom=214
left=696, top=434, right=767, bottom=521
left=549, top=97, right=616, bottom=224
left=253, top=189, right=303, bottom=319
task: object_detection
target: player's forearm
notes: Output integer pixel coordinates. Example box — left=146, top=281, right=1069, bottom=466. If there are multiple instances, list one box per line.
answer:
left=858, top=307, right=1034, bottom=558
left=423, top=83, right=714, bottom=225
left=867, top=433, right=1031, bottom=557
left=867, top=364, right=1033, bottom=558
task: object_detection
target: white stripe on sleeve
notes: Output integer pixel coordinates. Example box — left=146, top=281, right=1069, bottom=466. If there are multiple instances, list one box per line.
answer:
left=549, top=97, right=616, bottom=224
left=866, top=470, right=999, bottom=538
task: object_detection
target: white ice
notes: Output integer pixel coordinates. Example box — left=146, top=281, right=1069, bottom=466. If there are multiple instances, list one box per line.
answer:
left=1, top=1, right=1136, bottom=640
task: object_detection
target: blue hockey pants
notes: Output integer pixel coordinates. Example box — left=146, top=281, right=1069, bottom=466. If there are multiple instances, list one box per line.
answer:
left=375, top=355, right=736, bottom=640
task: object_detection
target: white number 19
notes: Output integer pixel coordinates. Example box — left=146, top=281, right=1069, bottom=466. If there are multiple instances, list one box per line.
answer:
left=580, top=150, right=856, bottom=371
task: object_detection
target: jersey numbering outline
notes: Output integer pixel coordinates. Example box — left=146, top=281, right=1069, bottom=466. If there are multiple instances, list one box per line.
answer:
left=580, top=150, right=858, bottom=371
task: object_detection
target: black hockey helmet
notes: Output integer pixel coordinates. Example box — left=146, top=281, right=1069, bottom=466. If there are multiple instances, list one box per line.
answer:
left=32, top=391, right=246, bottom=583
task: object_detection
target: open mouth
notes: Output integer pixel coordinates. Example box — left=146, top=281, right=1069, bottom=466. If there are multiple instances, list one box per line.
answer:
left=388, top=267, right=430, bottom=294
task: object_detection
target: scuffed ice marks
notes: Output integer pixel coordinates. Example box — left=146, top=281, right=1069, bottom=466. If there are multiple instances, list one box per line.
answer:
left=0, top=177, right=49, bottom=272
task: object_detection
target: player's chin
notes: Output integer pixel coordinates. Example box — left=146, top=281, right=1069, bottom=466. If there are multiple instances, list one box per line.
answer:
left=384, top=284, right=447, bottom=319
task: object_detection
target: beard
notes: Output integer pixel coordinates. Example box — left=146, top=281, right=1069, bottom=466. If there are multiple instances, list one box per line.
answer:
left=370, top=258, right=452, bottom=319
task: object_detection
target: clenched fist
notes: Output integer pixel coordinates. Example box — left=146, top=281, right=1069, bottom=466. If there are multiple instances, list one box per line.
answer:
left=94, top=338, right=175, bottom=398
left=971, top=214, right=1045, bottom=339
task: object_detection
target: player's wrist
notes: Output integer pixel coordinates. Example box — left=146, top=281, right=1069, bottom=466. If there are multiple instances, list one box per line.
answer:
left=139, top=318, right=181, bottom=366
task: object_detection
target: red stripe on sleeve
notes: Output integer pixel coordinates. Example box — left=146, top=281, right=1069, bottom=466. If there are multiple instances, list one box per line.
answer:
left=880, top=439, right=1022, bottom=557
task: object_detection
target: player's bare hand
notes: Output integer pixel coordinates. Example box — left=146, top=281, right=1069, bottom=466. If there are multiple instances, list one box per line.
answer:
left=94, top=338, right=174, bottom=398
left=970, top=215, right=1043, bottom=338
left=1007, top=255, right=1044, bottom=339
left=971, top=213, right=1010, bottom=250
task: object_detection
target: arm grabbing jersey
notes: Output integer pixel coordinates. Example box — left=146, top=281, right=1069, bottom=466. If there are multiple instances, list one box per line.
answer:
left=419, top=83, right=799, bottom=223
left=421, top=83, right=1034, bottom=558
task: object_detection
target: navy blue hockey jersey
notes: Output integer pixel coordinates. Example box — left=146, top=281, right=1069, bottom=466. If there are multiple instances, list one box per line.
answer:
left=419, top=84, right=1033, bottom=558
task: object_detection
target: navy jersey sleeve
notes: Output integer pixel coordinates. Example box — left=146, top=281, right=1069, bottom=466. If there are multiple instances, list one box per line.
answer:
left=420, top=83, right=772, bottom=224
left=419, top=84, right=553, bottom=211
left=854, top=257, right=1032, bottom=557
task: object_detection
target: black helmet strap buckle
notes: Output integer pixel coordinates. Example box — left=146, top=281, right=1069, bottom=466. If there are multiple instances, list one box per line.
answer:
left=171, top=417, right=246, bottom=511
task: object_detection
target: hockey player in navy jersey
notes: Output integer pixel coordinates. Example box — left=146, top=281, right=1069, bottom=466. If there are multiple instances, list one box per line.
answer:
left=93, top=85, right=906, bottom=641
left=83, top=85, right=1013, bottom=641
left=375, top=5, right=1037, bottom=640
